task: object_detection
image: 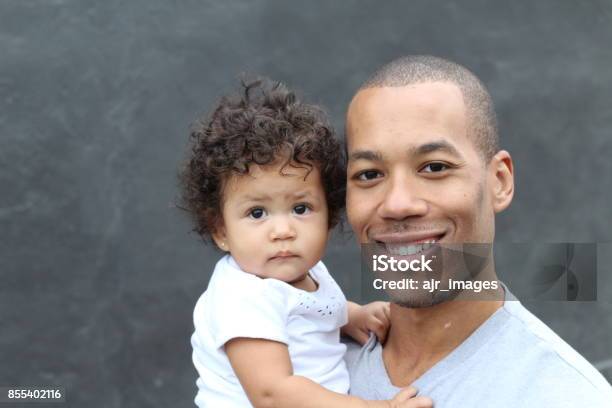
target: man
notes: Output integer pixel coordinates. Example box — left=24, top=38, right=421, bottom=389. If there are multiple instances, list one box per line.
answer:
left=344, top=55, right=612, bottom=406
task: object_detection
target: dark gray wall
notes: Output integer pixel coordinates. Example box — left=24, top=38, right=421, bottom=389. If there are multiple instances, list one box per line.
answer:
left=1, top=1, right=611, bottom=407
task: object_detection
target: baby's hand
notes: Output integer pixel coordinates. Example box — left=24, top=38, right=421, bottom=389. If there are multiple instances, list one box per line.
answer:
left=344, top=301, right=391, bottom=345
left=385, top=387, right=433, bottom=408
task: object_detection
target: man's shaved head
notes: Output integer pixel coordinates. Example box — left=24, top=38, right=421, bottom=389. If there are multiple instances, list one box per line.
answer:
left=359, top=55, right=499, bottom=161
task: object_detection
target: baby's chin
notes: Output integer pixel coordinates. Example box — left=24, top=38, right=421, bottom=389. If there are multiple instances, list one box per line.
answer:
left=266, top=266, right=310, bottom=284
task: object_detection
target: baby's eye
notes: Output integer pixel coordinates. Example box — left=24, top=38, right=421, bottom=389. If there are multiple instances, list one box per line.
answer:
left=293, top=204, right=311, bottom=215
left=421, top=162, right=449, bottom=173
left=248, top=208, right=267, bottom=219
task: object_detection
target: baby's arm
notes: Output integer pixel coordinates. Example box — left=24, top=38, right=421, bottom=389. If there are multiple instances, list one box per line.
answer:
left=343, top=301, right=391, bottom=345
left=225, top=337, right=431, bottom=408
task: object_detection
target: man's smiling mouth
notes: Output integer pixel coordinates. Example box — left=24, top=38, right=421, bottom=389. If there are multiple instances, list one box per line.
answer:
left=372, top=232, right=446, bottom=256
left=381, top=240, right=439, bottom=256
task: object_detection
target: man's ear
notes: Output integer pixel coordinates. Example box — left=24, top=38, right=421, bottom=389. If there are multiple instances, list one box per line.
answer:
left=211, top=221, right=229, bottom=252
left=489, top=150, right=514, bottom=213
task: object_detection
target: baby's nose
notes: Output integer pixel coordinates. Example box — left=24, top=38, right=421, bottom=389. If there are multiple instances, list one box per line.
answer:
left=269, top=216, right=297, bottom=240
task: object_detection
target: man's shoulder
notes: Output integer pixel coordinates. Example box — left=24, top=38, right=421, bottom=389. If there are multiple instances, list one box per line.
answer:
left=343, top=300, right=612, bottom=405
left=498, top=300, right=611, bottom=393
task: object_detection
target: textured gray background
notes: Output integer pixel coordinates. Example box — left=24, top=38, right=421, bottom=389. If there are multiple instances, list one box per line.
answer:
left=1, top=1, right=611, bottom=407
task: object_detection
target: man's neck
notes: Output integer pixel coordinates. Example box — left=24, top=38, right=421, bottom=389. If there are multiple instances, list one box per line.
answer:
left=382, top=286, right=504, bottom=387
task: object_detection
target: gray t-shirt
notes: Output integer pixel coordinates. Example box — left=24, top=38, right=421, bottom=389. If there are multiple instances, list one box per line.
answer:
left=345, top=290, right=612, bottom=407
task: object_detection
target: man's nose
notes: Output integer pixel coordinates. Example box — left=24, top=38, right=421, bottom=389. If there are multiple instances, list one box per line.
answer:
left=269, top=215, right=297, bottom=241
left=377, top=175, right=428, bottom=220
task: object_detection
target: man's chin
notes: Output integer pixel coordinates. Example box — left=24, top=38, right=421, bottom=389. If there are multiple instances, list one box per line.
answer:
left=390, top=286, right=462, bottom=308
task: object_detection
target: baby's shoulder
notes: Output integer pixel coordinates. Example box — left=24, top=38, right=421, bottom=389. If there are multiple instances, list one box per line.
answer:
left=208, top=263, right=274, bottom=298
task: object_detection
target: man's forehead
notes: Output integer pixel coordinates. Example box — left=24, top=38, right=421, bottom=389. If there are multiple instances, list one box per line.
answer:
left=348, top=81, right=465, bottom=116
left=346, top=82, right=468, bottom=148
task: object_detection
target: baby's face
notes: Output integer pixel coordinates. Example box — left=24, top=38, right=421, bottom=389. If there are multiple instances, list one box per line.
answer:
left=214, top=161, right=329, bottom=284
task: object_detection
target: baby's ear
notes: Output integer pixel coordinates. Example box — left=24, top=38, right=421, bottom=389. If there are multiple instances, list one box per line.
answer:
left=211, top=222, right=229, bottom=252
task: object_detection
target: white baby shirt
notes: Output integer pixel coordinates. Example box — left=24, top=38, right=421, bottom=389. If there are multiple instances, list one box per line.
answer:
left=191, top=255, right=349, bottom=407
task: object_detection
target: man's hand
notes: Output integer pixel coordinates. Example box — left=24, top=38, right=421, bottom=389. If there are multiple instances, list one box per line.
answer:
left=343, top=301, right=391, bottom=345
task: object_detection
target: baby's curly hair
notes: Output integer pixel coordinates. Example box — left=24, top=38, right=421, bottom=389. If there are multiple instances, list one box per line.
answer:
left=177, top=78, right=346, bottom=244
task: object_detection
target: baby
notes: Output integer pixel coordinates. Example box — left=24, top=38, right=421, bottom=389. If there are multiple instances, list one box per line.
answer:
left=179, top=79, right=432, bottom=408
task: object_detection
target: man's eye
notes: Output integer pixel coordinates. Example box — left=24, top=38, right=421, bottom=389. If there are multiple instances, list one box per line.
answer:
left=356, top=170, right=382, bottom=181
left=248, top=208, right=267, bottom=219
left=293, top=204, right=310, bottom=215
left=421, top=162, right=449, bottom=173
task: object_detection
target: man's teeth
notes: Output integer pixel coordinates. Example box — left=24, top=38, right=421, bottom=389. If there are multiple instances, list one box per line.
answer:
left=385, top=240, right=437, bottom=255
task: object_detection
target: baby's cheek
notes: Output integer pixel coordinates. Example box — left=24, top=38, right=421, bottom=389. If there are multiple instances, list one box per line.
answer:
left=307, top=230, right=329, bottom=265
left=232, top=247, right=266, bottom=276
